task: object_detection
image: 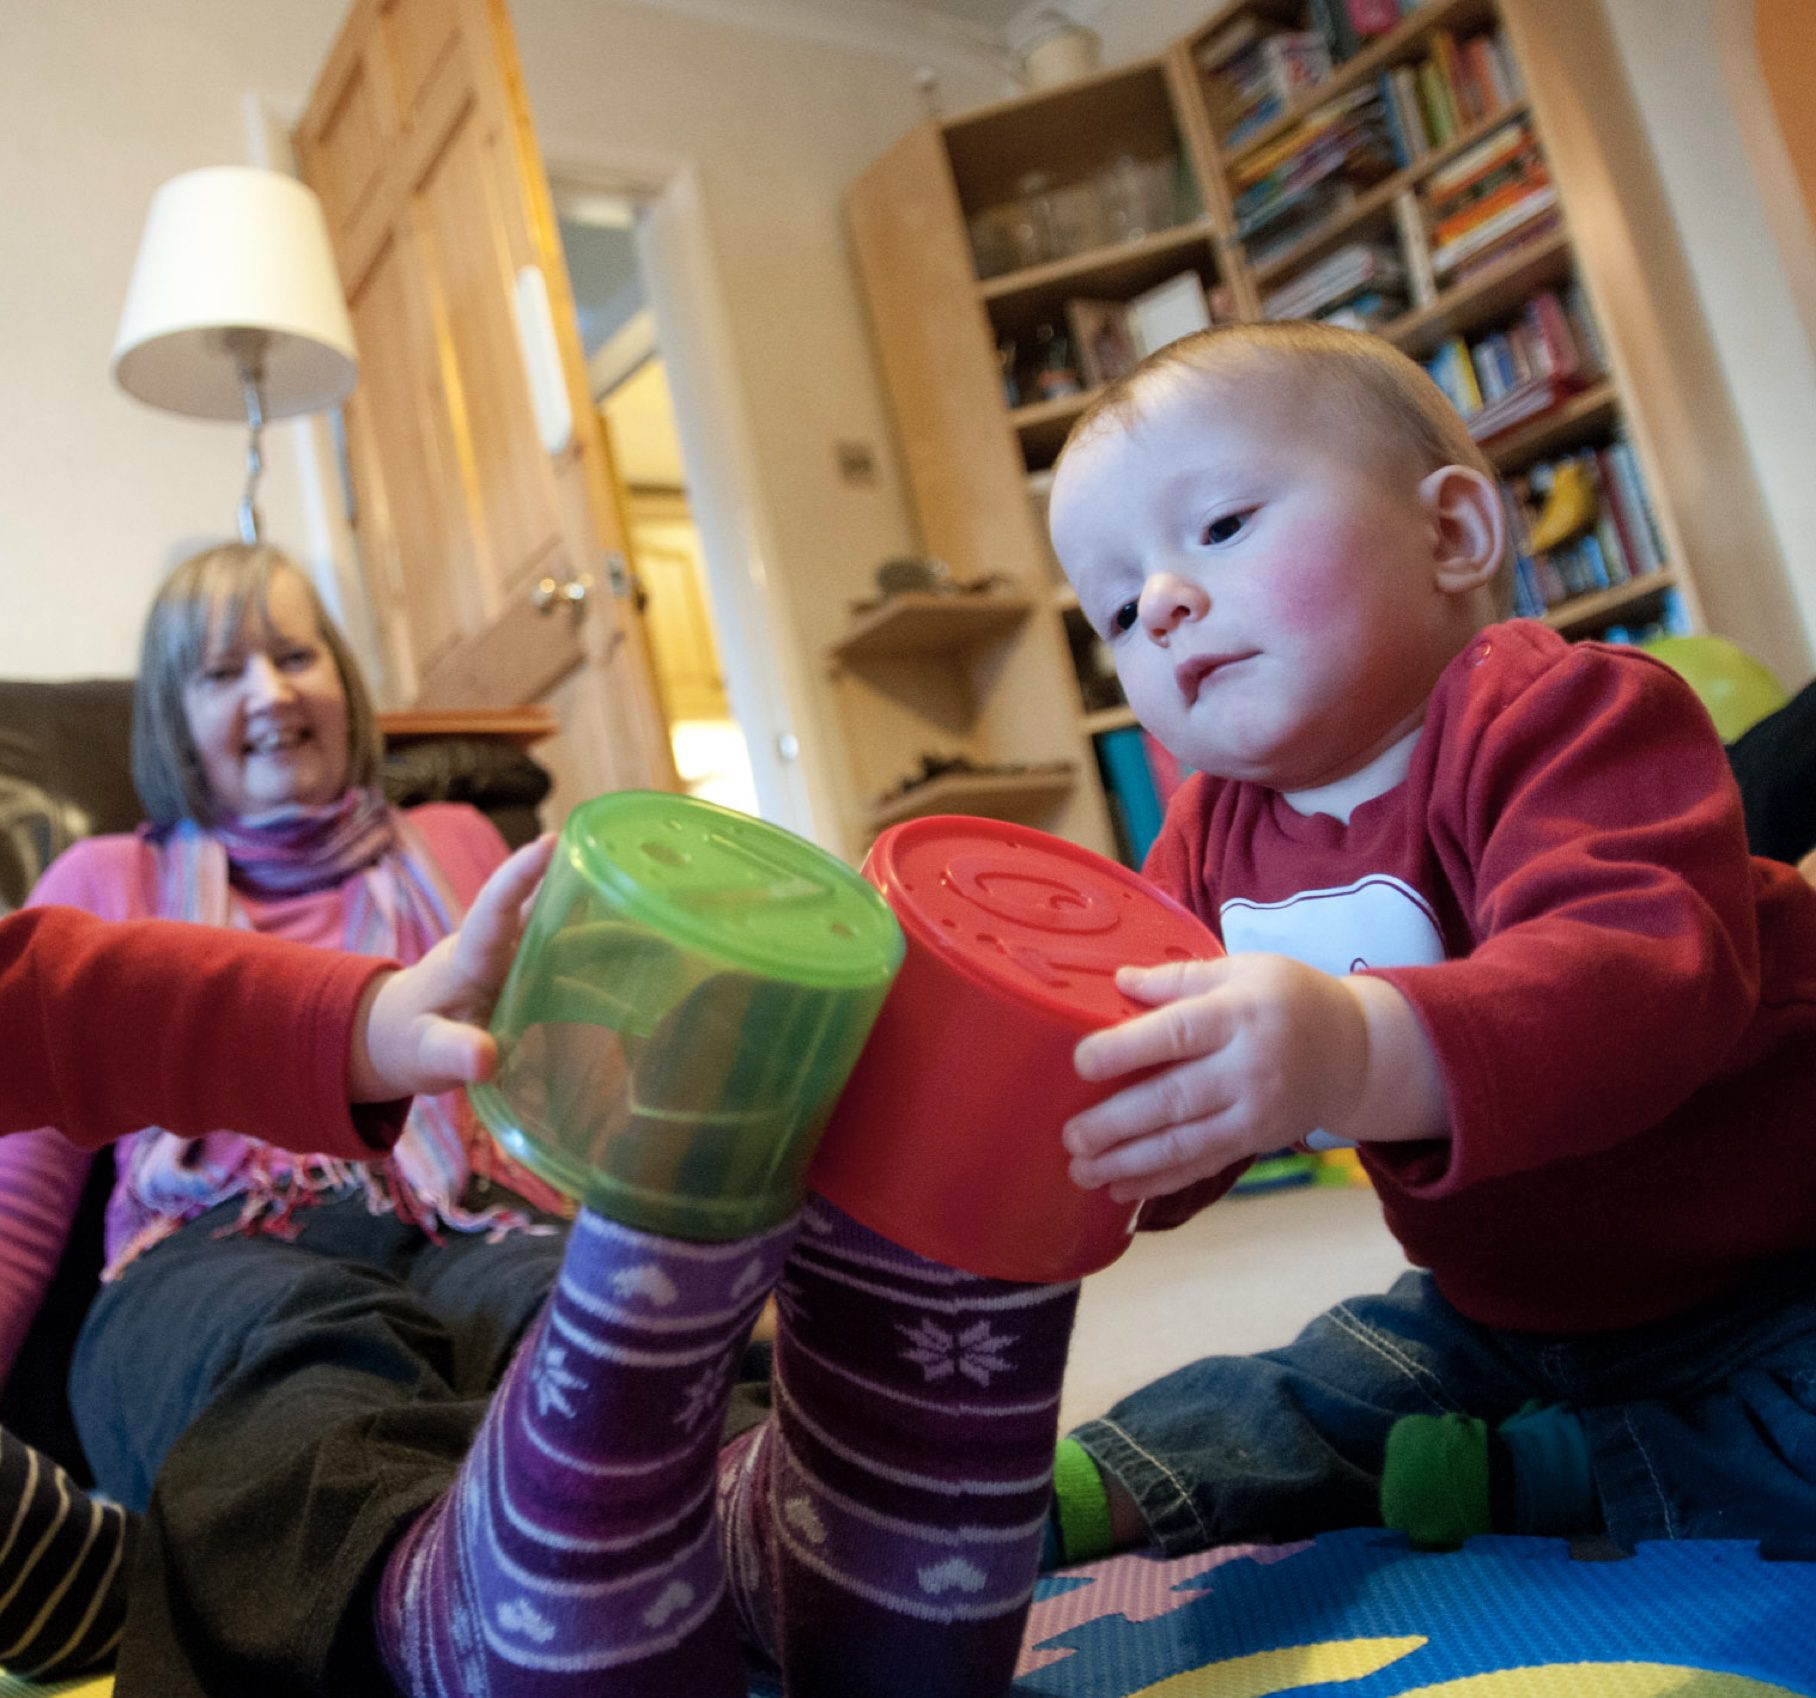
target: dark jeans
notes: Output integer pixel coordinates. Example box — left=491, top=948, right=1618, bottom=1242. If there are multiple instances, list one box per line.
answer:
left=1072, top=1263, right=1816, bottom=1558
left=71, top=1188, right=768, bottom=1697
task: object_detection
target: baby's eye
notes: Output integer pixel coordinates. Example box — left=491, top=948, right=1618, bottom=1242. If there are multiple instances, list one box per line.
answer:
left=1201, top=512, right=1246, bottom=545
left=277, top=647, right=317, bottom=671
left=1110, top=600, right=1139, bottom=635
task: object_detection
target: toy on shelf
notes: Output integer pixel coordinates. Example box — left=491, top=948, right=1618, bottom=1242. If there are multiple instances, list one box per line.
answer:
left=809, top=816, right=1224, bottom=1284
left=468, top=791, right=904, bottom=1240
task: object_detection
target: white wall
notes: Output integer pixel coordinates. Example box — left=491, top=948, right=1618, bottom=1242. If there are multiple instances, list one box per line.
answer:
left=0, top=0, right=351, bottom=680
left=0, top=0, right=1001, bottom=704
left=1597, top=0, right=1816, bottom=676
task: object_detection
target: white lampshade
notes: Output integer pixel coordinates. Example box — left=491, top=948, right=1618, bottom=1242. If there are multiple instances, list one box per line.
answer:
left=112, top=166, right=357, bottom=420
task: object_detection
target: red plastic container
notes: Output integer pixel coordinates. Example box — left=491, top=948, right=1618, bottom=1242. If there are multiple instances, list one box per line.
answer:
left=808, top=817, right=1223, bottom=1282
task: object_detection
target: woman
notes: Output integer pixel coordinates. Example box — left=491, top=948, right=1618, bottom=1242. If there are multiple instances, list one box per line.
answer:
left=0, top=542, right=574, bottom=1680
left=18, top=544, right=1081, bottom=1698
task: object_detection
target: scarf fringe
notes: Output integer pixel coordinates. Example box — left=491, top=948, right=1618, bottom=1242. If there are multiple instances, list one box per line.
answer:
left=101, top=1150, right=557, bottom=1283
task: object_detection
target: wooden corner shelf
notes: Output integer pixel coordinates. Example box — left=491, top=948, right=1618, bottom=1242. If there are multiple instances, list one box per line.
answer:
left=867, top=766, right=1077, bottom=830
left=830, top=594, right=1033, bottom=666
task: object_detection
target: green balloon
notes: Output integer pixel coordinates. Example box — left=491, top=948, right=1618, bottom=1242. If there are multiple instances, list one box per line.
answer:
left=1639, top=635, right=1789, bottom=742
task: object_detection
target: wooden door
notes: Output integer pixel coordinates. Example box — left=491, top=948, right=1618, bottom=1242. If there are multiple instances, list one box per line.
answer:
left=295, top=0, right=676, bottom=797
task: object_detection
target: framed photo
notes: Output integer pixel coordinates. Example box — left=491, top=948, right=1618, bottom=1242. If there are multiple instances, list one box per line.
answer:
left=1126, top=271, right=1214, bottom=359
left=1065, top=297, right=1139, bottom=388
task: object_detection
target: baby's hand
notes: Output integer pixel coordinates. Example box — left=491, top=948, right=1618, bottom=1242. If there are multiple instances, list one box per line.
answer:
left=349, top=834, right=556, bottom=1102
left=1062, top=953, right=1372, bottom=1203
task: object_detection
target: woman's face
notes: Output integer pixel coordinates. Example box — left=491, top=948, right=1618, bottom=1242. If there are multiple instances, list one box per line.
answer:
left=182, top=569, right=351, bottom=819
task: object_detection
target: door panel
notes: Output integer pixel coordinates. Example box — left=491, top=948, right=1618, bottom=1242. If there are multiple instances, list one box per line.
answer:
left=296, top=0, right=676, bottom=794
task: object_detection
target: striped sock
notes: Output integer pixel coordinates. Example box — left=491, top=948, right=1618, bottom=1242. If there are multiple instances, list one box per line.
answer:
left=0, top=1427, right=135, bottom=1680
left=718, top=1197, right=1079, bottom=1696
left=374, top=1208, right=798, bottom=1697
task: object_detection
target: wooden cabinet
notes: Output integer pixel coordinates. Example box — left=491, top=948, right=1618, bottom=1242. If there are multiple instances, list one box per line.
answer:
left=844, top=0, right=1779, bottom=862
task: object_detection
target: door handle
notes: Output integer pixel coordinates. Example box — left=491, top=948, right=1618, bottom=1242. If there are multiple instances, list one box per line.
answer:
left=531, top=570, right=592, bottom=622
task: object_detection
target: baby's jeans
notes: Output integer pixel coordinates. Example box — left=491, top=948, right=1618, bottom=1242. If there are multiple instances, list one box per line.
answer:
left=1070, top=1261, right=1816, bottom=1556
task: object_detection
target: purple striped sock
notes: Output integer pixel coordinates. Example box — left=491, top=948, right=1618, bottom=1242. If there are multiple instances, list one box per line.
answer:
left=719, top=1197, right=1079, bottom=1696
left=374, top=1207, right=797, bottom=1697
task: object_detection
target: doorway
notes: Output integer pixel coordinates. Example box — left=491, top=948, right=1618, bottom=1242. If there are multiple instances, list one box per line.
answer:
left=556, top=189, right=759, bottom=816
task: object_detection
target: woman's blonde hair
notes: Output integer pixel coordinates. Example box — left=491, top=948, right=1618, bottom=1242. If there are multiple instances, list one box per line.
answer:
left=131, top=542, right=383, bottom=827
left=1062, top=320, right=1511, bottom=610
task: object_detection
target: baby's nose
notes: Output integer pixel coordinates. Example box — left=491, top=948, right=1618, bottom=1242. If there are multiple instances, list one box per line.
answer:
left=1141, top=573, right=1206, bottom=638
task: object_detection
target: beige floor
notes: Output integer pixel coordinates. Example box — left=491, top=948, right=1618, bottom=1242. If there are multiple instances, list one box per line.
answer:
left=1059, top=1180, right=1411, bottom=1433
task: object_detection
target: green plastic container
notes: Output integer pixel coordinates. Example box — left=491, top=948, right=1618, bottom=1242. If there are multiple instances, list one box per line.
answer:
left=469, top=791, right=904, bottom=1240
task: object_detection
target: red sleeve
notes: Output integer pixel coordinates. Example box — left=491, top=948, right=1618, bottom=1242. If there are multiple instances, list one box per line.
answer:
left=1368, top=645, right=1769, bottom=1195
left=1, top=906, right=405, bottom=1157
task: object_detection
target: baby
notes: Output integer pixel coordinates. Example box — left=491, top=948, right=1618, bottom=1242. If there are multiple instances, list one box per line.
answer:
left=1041, top=320, right=1816, bottom=1564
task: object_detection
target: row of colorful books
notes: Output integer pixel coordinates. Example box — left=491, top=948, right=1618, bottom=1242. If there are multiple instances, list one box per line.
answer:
left=1420, top=117, right=1553, bottom=280
left=1420, top=284, right=1606, bottom=435
left=1200, top=26, right=1334, bottom=152
left=1505, top=439, right=1668, bottom=618
left=1377, top=28, right=1524, bottom=169
left=1262, top=239, right=1407, bottom=323
left=1230, top=86, right=1399, bottom=240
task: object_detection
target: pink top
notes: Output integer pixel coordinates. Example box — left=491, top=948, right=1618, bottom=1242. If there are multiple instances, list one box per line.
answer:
left=0, top=804, right=556, bottom=1388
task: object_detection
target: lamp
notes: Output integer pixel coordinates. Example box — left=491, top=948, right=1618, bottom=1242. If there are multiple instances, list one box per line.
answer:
left=112, top=166, right=358, bottom=544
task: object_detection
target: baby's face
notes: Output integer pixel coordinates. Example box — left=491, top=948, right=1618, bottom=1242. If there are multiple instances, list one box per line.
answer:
left=1049, top=373, right=1472, bottom=794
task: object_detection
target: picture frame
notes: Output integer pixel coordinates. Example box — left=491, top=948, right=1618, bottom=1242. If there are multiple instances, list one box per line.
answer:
left=1065, top=297, right=1140, bottom=388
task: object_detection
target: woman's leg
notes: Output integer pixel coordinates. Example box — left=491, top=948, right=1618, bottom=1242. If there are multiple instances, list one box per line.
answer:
left=1067, top=1270, right=1539, bottom=1554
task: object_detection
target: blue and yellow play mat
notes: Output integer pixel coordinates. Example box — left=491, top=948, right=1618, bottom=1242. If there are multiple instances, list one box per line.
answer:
left=14, top=1528, right=1814, bottom=1695
left=749, top=1528, right=1816, bottom=1696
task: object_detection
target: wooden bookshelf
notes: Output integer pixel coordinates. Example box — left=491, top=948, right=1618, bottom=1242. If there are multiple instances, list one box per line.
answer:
left=843, top=0, right=1751, bottom=863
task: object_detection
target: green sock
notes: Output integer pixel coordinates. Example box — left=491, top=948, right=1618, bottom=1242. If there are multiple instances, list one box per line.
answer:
left=1381, top=1403, right=1597, bottom=1550
left=1048, top=1437, right=1115, bottom=1566
left=1380, top=1412, right=1495, bottom=1550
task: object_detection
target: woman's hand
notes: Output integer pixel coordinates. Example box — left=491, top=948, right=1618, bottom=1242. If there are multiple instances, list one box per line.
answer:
left=348, top=834, right=556, bottom=1101
left=1061, top=953, right=1447, bottom=1203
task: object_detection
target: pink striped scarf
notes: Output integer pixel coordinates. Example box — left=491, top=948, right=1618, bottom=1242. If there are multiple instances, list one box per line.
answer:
left=103, top=790, right=551, bottom=1278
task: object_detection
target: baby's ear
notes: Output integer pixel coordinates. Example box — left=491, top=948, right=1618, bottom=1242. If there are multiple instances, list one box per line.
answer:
left=1419, top=464, right=1504, bottom=596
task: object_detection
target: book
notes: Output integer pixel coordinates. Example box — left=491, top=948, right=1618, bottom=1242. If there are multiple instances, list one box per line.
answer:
left=1430, top=184, right=1559, bottom=273
left=1392, top=187, right=1438, bottom=308
left=1346, top=0, right=1400, bottom=34
left=1096, top=726, right=1166, bottom=866
left=1424, top=116, right=1535, bottom=201
left=1262, top=241, right=1405, bottom=320
left=1127, top=271, right=1213, bottom=358
left=1387, top=65, right=1430, bottom=160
